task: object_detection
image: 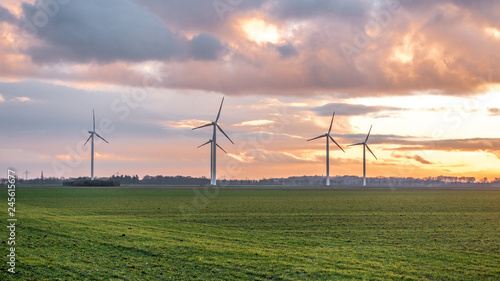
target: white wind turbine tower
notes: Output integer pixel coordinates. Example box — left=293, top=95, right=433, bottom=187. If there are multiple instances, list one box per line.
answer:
left=348, top=125, right=377, bottom=186
left=198, top=139, right=227, bottom=182
left=84, top=109, right=109, bottom=181
left=192, top=97, right=234, bottom=186
left=307, top=111, right=345, bottom=186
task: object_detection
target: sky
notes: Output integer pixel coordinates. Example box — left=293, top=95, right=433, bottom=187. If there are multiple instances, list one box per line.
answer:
left=1, top=0, right=499, bottom=181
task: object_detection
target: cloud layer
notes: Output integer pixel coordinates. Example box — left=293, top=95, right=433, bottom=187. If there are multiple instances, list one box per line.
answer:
left=19, top=0, right=227, bottom=64
left=1, top=1, right=500, bottom=180
left=0, top=5, right=16, bottom=23
left=0, top=0, right=496, bottom=96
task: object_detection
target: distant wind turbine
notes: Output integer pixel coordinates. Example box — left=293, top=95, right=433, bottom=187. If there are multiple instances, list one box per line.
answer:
left=192, top=97, right=233, bottom=186
left=348, top=125, right=377, bottom=186
left=307, top=111, right=345, bottom=186
left=84, top=109, right=109, bottom=181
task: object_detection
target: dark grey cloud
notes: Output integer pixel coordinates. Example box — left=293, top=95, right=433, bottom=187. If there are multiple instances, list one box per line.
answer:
left=22, top=0, right=179, bottom=63
left=342, top=133, right=500, bottom=159
left=136, top=0, right=266, bottom=31
left=273, top=42, right=298, bottom=59
left=268, top=0, right=368, bottom=20
left=20, top=0, right=227, bottom=64
left=339, top=133, right=411, bottom=146
left=312, top=103, right=402, bottom=116
left=375, top=136, right=500, bottom=159
left=393, top=138, right=500, bottom=152
left=0, top=5, right=16, bottom=24
left=344, top=133, right=500, bottom=156
left=413, top=155, right=433, bottom=164
left=391, top=152, right=433, bottom=164
left=190, top=33, right=225, bottom=61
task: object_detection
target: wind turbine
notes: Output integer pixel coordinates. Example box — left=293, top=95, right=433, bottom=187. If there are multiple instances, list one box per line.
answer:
left=307, top=111, right=345, bottom=186
left=192, top=97, right=234, bottom=186
left=348, top=125, right=377, bottom=186
left=198, top=139, right=227, bottom=184
left=84, top=109, right=108, bottom=181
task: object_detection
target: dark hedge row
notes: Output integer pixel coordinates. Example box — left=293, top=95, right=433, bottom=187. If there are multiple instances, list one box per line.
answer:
left=62, top=180, right=120, bottom=187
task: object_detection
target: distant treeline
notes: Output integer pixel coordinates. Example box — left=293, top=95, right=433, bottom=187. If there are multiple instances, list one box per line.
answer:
left=1, top=174, right=499, bottom=187
left=217, top=175, right=493, bottom=187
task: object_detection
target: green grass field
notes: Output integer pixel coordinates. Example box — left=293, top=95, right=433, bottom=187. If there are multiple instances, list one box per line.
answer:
left=1, top=187, right=499, bottom=280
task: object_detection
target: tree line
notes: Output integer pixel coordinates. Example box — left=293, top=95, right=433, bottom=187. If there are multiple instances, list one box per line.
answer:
left=2, top=174, right=499, bottom=187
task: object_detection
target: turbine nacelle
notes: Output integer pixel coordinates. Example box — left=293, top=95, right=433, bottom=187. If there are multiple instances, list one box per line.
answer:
left=347, top=125, right=376, bottom=159
left=83, top=109, right=109, bottom=181
left=307, top=110, right=344, bottom=186
left=192, top=97, right=234, bottom=144
left=192, top=97, right=233, bottom=186
left=307, top=111, right=345, bottom=152
left=348, top=125, right=377, bottom=186
left=197, top=139, right=227, bottom=154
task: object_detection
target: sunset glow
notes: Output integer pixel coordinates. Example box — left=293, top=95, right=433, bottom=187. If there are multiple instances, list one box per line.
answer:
left=1, top=0, right=499, bottom=182
left=485, top=27, right=500, bottom=38
left=242, top=18, right=281, bottom=44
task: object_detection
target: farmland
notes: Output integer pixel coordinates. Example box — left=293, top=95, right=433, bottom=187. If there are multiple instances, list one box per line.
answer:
left=1, top=187, right=499, bottom=280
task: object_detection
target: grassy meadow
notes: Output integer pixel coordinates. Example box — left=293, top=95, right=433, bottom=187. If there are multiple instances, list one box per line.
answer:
left=1, top=187, right=499, bottom=280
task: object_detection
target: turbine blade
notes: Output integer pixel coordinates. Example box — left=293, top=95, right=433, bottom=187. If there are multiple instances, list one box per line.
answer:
left=95, top=133, right=109, bottom=144
left=93, top=109, right=95, bottom=131
left=215, top=97, right=224, bottom=122
left=216, top=143, right=227, bottom=154
left=329, top=135, right=345, bottom=152
left=307, top=135, right=326, bottom=142
left=365, top=125, right=373, bottom=142
left=366, top=144, right=377, bottom=160
left=347, top=142, right=364, bottom=147
left=192, top=123, right=213, bottom=130
left=217, top=124, right=234, bottom=144
left=328, top=111, right=335, bottom=134
left=197, top=140, right=211, bottom=148
left=84, top=134, right=92, bottom=145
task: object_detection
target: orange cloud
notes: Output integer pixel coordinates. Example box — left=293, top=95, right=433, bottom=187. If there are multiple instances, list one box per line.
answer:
left=233, top=120, right=274, bottom=126
left=163, top=119, right=211, bottom=129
